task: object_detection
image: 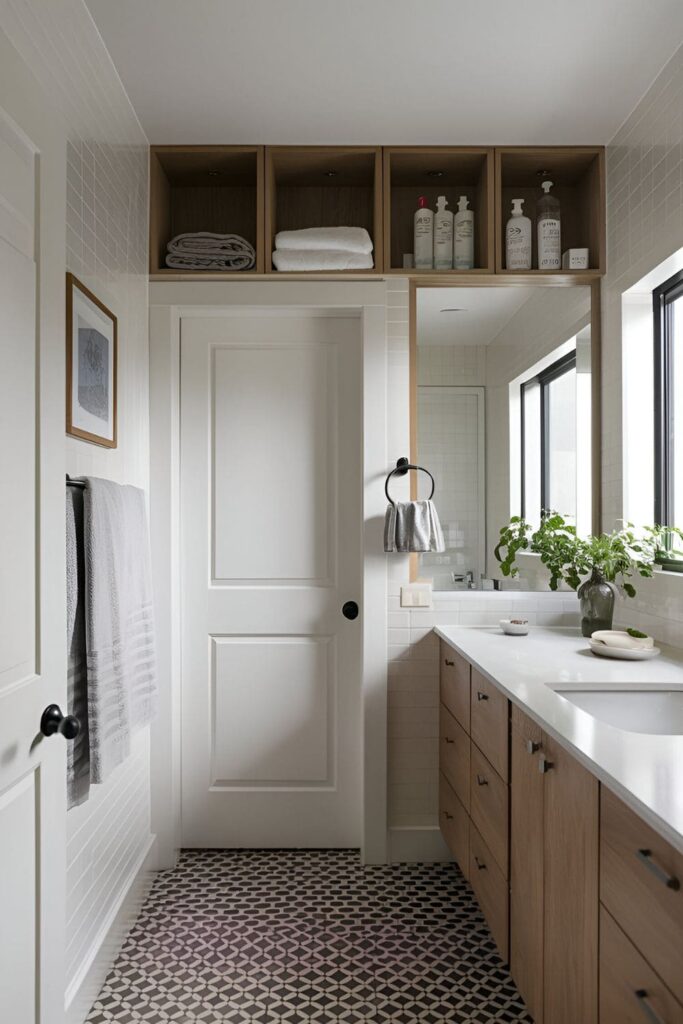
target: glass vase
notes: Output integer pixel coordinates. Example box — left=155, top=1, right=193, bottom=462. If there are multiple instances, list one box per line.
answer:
left=577, top=569, right=615, bottom=638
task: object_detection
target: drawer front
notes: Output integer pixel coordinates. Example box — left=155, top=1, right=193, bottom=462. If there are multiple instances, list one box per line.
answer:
left=601, top=788, right=683, bottom=1005
left=600, top=905, right=683, bottom=1024
left=439, top=703, right=470, bottom=812
left=470, top=668, right=509, bottom=782
left=470, top=742, right=509, bottom=878
left=440, top=643, right=470, bottom=732
left=469, top=822, right=509, bottom=962
left=439, top=772, right=470, bottom=879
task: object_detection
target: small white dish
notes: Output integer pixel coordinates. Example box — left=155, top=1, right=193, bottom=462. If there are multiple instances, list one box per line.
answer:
left=500, top=619, right=529, bottom=636
left=588, top=640, right=661, bottom=661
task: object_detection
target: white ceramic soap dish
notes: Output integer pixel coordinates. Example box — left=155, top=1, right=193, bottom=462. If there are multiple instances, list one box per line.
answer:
left=500, top=619, right=529, bottom=636
left=588, top=640, right=660, bottom=661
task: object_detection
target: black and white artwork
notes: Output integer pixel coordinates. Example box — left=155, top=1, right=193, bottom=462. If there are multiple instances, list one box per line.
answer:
left=67, top=274, right=117, bottom=447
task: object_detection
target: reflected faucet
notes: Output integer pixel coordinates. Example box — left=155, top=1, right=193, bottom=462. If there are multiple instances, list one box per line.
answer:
left=452, top=570, right=475, bottom=589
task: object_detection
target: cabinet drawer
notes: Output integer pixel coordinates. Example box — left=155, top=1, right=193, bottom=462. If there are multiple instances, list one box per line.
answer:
left=470, top=669, right=509, bottom=782
left=470, top=822, right=509, bottom=962
left=439, top=772, right=470, bottom=879
left=439, top=703, right=470, bottom=812
left=601, top=787, right=683, bottom=1005
left=600, top=905, right=683, bottom=1024
left=470, top=742, right=509, bottom=878
left=440, top=643, right=470, bottom=731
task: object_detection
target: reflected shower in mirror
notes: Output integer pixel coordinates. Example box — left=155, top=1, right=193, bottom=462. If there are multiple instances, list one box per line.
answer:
left=413, top=284, right=593, bottom=591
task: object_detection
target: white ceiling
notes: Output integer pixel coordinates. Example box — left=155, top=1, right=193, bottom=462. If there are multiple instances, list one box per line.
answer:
left=85, top=0, right=683, bottom=145
left=416, top=287, right=535, bottom=347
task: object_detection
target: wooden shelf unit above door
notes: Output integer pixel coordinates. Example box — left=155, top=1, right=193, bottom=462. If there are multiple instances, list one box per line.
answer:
left=148, top=144, right=605, bottom=279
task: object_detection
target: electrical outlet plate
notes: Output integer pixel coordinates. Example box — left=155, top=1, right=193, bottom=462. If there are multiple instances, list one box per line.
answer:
left=400, top=583, right=433, bottom=609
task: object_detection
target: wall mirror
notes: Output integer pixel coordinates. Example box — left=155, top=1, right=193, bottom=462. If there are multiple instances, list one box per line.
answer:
left=411, top=281, right=600, bottom=591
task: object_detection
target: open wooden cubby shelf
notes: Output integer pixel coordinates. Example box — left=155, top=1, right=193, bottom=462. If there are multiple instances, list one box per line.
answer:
left=149, top=144, right=605, bottom=278
left=383, top=147, right=494, bottom=273
left=496, top=147, right=605, bottom=274
left=265, top=146, right=383, bottom=273
left=150, top=145, right=264, bottom=274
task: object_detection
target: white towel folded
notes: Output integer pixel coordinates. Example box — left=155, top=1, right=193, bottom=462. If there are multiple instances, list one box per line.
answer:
left=274, top=227, right=373, bottom=254
left=591, top=630, right=655, bottom=650
left=272, top=249, right=374, bottom=272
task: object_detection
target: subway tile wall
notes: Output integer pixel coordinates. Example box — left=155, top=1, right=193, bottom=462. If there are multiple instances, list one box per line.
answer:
left=603, top=44, right=683, bottom=643
left=1, top=0, right=151, bottom=1003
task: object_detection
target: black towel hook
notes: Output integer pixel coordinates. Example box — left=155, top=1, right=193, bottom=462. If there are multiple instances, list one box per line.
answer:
left=385, top=457, right=435, bottom=506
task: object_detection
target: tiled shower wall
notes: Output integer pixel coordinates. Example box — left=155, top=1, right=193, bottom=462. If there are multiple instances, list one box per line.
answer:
left=602, top=43, right=683, bottom=643
left=1, top=0, right=151, bottom=1004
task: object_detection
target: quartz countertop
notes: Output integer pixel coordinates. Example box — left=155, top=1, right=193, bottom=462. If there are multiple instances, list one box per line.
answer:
left=434, top=625, right=683, bottom=853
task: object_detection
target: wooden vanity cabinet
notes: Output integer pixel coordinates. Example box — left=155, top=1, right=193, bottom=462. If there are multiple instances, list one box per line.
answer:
left=509, top=707, right=599, bottom=1024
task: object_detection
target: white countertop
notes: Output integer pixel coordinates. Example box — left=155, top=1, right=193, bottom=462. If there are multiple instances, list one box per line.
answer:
left=434, top=625, right=683, bottom=853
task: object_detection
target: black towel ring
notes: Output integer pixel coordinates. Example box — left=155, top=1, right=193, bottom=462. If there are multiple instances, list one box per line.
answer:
left=385, top=457, right=435, bottom=506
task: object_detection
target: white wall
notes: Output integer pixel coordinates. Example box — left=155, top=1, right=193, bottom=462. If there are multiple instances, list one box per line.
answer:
left=0, top=0, right=152, bottom=1012
left=602, top=43, right=683, bottom=642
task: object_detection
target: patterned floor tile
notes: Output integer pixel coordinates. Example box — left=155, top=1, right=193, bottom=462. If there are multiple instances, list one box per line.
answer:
left=85, top=850, right=531, bottom=1023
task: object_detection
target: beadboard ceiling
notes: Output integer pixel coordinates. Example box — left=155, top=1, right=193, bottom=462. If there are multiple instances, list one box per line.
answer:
left=417, top=287, right=535, bottom=347
left=85, top=0, right=683, bottom=145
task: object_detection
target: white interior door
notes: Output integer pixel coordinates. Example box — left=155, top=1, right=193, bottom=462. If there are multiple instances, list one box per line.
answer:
left=0, top=103, right=66, bottom=1024
left=180, top=312, right=362, bottom=847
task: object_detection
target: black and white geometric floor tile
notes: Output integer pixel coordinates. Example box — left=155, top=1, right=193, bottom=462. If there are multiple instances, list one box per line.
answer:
left=86, top=849, right=532, bottom=1023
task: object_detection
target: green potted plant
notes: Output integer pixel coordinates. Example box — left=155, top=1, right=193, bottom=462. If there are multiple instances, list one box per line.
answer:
left=494, top=513, right=661, bottom=637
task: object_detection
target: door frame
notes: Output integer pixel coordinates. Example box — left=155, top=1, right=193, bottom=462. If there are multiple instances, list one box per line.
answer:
left=149, top=281, right=389, bottom=865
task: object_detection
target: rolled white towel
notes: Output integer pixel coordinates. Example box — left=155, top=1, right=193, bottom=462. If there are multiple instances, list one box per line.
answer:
left=591, top=630, right=655, bottom=650
left=272, top=249, right=374, bottom=272
left=274, top=227, right=373, bottom=255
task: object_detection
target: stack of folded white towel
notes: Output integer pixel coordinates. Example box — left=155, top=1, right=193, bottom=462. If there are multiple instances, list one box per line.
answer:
left=272, top=227, right=374, bottom=271
left=166, top=231, right=256, bottom=271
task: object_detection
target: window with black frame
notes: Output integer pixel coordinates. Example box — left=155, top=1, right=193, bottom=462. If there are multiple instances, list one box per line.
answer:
left=521, top=350, right=578, bottom=529
left=654, top=268, right=683, bottom=531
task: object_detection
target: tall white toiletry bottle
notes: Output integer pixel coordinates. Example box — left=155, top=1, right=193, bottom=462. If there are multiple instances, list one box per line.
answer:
left=414, top=196, right=434, bottom=270
left=537, top=180, right=561, bottom=269
left=433, top=195, right=453, bottom=270
left=505, top=198, right=532, bottom=270
left=453, top=195, right=474, bottom=269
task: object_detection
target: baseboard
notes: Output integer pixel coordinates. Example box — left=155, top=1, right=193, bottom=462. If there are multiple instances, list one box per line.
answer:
left=388, top=825, right=453, bottom=863
left=65, top=834, right=158, bottom=1024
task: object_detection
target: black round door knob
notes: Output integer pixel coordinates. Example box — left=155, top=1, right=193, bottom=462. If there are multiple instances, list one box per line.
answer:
left=40, top=704, right=81, bottom=740
left=342, top=601, right=359, bottom=620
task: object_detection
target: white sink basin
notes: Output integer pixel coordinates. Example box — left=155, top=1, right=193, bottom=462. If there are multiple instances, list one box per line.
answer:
left=551, top=688, right=683, bottom=736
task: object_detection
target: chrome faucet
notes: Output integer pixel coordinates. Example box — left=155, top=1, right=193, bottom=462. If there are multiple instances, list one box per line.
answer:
left=452, top=570, right=475, bottom=589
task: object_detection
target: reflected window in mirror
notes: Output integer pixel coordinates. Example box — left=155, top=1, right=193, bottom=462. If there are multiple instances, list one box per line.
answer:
left=515, top=332, right=591, bottom=536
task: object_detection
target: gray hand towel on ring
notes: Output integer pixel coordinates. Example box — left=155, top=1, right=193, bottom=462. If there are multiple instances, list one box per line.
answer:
left=384, top=499, right=446, bottom=553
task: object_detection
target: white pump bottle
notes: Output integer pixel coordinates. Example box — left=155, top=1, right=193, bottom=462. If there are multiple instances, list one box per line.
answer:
left=453, top=195, right=474, bottom=270
left=433, top=195, right=453, bottom=270
left=505, top=198, right=532, bottom=270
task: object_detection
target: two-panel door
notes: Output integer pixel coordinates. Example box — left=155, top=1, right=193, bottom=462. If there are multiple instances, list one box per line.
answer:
left=0, top=94, right=67, bottom=1024
left=180, top=312, right=363, bottom=847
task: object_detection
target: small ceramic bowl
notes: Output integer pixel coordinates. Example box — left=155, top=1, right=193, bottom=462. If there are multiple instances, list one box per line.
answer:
left=500, top=618, right=529, bottom=636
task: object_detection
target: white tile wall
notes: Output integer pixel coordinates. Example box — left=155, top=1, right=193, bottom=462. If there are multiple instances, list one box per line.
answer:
left=603, top=43, right=683, bottom=643
left=1, top=0, right=151, bottom=999
left=417, top=344, right=486, bottom=386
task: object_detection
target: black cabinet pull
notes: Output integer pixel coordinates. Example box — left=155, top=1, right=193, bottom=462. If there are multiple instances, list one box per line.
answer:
left=476, top=774, right=488, bottom=787
left=634, top=989, right=667, bottom=1024
left=342, top=601, right=359, bottom=620
left=636, top=849, right=680, bottom=891
left=444, top=658, right=455, bottom=666
left=474, top=856, right=486, bottom=871
left=476, top=691, right=489, bottom=702
left=444, top=737, right=454, bottom=745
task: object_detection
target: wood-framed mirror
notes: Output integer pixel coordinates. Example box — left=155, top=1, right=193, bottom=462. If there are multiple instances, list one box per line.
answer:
left=408, top=276, right=601, bottom=590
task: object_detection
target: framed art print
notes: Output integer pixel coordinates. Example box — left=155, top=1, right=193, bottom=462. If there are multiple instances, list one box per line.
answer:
left=66, top=272, right=117, bottom=447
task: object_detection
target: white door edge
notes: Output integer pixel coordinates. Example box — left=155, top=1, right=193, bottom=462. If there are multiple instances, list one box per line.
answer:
left=149, top=284, right=388, bottom=865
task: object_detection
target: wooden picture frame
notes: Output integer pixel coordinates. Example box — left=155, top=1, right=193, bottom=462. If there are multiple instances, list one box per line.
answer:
left=66, top=272, right=117, bottom=448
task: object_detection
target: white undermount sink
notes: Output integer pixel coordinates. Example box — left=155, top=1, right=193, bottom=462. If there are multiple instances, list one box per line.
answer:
left=549, top=687, right=683, bottom=736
